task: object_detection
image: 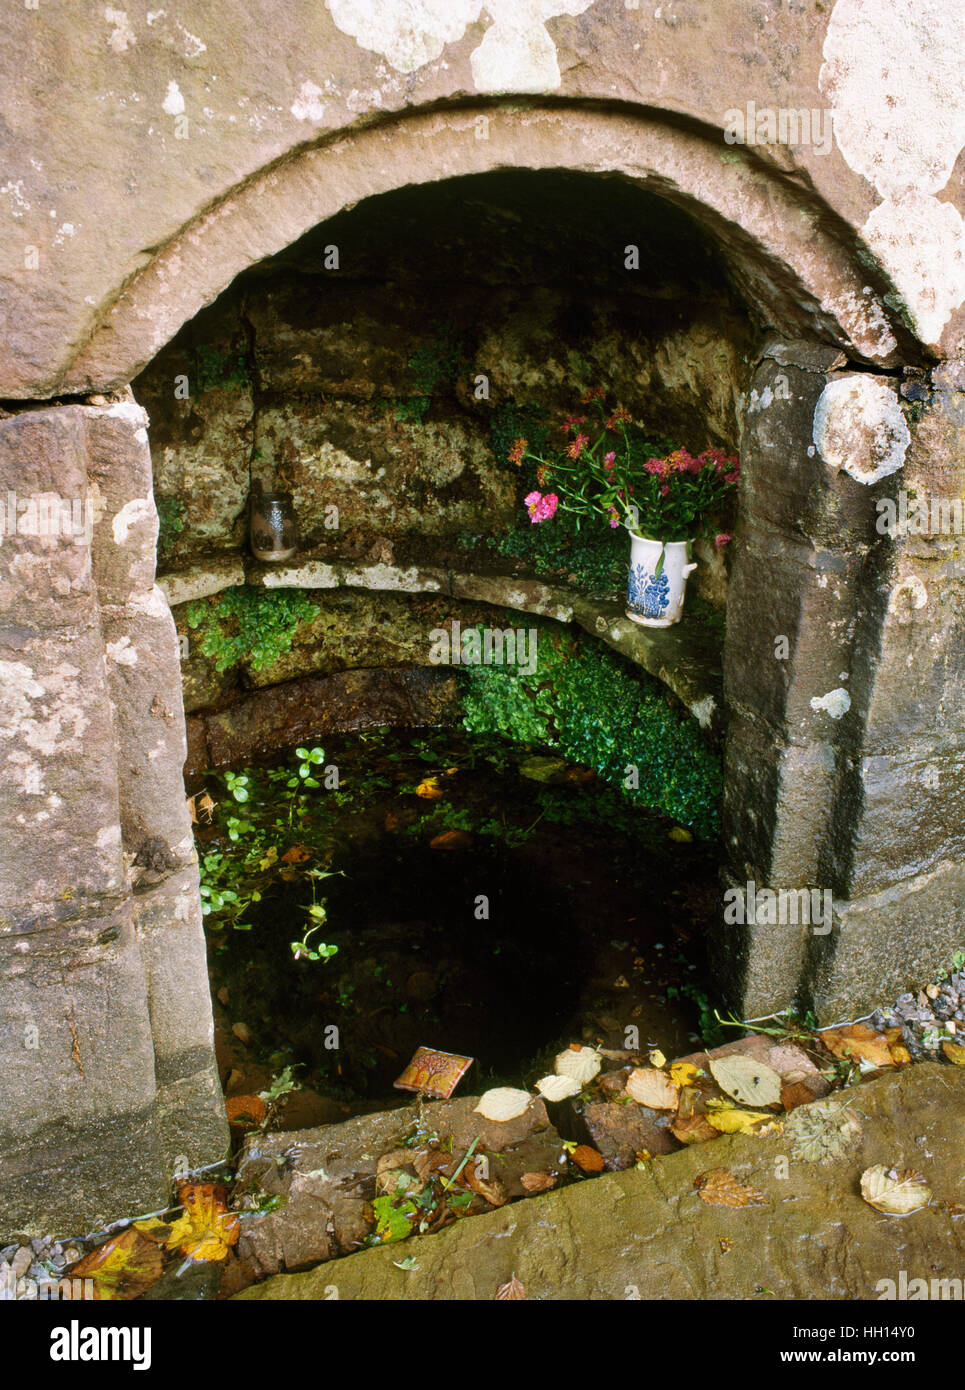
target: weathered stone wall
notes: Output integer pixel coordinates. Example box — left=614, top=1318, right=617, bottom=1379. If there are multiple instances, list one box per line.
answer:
left=0, top=397, right=227, bottom=1233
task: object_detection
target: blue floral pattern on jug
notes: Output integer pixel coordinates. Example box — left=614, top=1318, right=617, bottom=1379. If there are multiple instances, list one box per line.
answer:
left=627, top=563, right=670, bottom=619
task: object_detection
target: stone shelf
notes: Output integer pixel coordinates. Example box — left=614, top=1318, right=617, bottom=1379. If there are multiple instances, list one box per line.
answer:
left=158, top=557, right=724, bottom=734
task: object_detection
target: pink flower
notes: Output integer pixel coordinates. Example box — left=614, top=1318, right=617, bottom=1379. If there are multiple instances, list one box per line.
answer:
left=645, top=457, right=665, bottom=476
left=715, top=532, right=732, bottom=547
left=560, top=414, right=587, bottom=434
left=524, top=491, right=559, bottom=523
left=566, top=433, right=589, bottom=460
left=725, top=469, right=739, bottom=484
left=507, top=437, right=527, bottom=466
left=660, top=484, right=670, bottom=496
left=607, top=506, right=620, bottom=528
left=603, top=451, right=616, bottom=471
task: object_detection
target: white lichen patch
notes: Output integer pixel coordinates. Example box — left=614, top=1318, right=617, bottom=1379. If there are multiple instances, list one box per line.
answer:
left=0, top=180, right=30, bottom=219
left=162, top=80, right=185, bottom=116
left=112, top=498, right=155, bottom=545
left=470, top=0, right=595, bottom=93
left=820, top=0, right=965, bottom=343
left=820, top=0, right=965, bottom=200
left=863, top=193, right=965, bottom=346
left=291, top=81, right=327, bottom=122
left=106, top=636, right=138, bottom=666
left=104, top=7, right=136, bottom=52
left=810, top=688, right=851, bottom=719
left=0, top=661, right=89, bottom=758
left=324, top=0, right=595, bottom=91
left=326, top=0, right=483, bottom=73
left=812, top=375, right=909, bottom=484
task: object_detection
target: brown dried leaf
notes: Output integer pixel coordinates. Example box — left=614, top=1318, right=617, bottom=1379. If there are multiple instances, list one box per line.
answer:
left=225, top=1094, right=267, bottom=1127
left=520, top=1172, right=556, bottom=1193
left=495, top=1275, right=525, bottom=1300
left=820, top=1023, right=894, bottom=1068
left=670, top=1113, right=719, bottom=1145
left=571, top=1145, right=606, bottom=1173
left=695, top=1168, right=769, bottom=1208
left=429, top=830, right=473, bottom=850
left=860, top=1165, right=932, bottom=1215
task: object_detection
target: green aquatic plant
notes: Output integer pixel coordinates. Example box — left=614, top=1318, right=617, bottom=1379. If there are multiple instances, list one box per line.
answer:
left=460, top=622, right=721, bottom=838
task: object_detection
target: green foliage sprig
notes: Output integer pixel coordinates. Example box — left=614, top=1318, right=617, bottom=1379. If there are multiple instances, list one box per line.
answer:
left=185, top=587, right=320, bottom=673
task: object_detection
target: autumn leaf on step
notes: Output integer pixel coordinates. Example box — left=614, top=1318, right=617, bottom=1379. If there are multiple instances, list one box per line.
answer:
left=669, top=1061, right=699, bottom=1087
left=625, top=1067, right=679, bottom=1110
left=462, top=1166, right=509, bottom=1206
left=709, top=1054, right=782, bottom=1108
left=164, top=1183, right=240, bottom=1262
left=695, top=1168, right=769, bottom=1208
left=429, top=830, right=473, bottom=850
left=67, top=1227, right=163, bottom=1301
left=819, top=1023, right=894, bottom=1068
left=704, top=1104, right=773, bottom=1135
left=281, top=844, right=312, bottom=864
left=860, top=1165, right=932, bottom=1215
left=670, top=1113, right=719, bottom=1145
left=415, top=778, right=445, bottom=800
left=520, top=1172, right=556, bottom=1193
left=494, top=1275, right=526, bottom=1300
left=571, top=1145, right=605, bottom=1173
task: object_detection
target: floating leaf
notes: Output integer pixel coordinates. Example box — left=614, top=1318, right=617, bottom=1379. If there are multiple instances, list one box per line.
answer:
left=709, top=1054, right=782, bottom=1108
left=695, top=1168, right=769, bottom=1208
left=668, top=826, right=692, bottom=842
left=820, top=1024, right=894, bottom=1069
left=474, top=1087, right=533, bottom=1122
left=225, top=1094, right=267, bottom=1127
left=495, top=1275, right=526, bottom=1300
left=535, top=1074, right=581, bottom=1102
left=371, top=1195, right=417, bottom=1243
left=429, top=830, right=473, bottom=850
left=704, top=1106, right=772, bottom=1135
left=571, top=1145, right=605, bottom=1173
left=942, top=1040, right=965, bottom=1067
left=68, top=1228, right=163, bottom=1301
left=280, top=844, right=312, bottom=864
left=415, top=778, right=445, bottom=800
left=554, top=1045, right=601, bottom=1086
left=164, top=1183, right=240, bottom=1262
left=860, top=1165, right=931, bottom=1216
left=520, top=1172, right=556, bottom=1193
left=670, top=1062, right=699, bottom=1087
left=649, top=1048, right=667, bottom=1068
left=625, top=1067, right=679, bottom=1110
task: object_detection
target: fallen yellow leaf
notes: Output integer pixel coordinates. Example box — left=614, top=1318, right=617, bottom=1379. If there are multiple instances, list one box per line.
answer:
left=942, top=1040, right=965, bottom=1067
left=68, top=1228, right=162, bottom=1301
left=705, top=1106, right=773, bottom=1135
left=669, top=1061, right=699, bottom=1087
left=164, top=1182, right=240, bottom=1262
left=415, top=778, right=445, bottom=800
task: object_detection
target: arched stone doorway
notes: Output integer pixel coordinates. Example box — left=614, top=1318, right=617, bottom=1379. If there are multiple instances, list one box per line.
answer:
left=3, top=105, right=960, bottom=1234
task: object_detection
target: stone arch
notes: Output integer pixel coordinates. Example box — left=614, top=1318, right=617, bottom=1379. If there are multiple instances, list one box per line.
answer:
left=63, top=102, right=922, bottom=394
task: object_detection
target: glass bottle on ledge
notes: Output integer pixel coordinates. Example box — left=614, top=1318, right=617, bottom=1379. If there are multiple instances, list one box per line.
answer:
left=249, top=479, right=298, bottom=562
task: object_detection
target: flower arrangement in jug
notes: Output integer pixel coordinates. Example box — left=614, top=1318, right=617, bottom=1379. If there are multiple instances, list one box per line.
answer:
left=508, top=390, right=739, bottom=627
